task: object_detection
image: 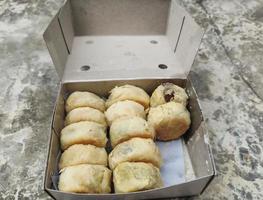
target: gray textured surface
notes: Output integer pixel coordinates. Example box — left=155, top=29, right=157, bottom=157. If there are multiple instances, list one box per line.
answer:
left=0, top=0, right=262, bottom=199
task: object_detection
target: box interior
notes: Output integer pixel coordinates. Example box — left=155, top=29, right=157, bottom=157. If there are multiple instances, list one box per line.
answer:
left=45, top=79, right=215, bottom=195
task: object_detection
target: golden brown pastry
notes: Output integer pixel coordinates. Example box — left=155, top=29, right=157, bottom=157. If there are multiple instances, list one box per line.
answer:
left=60, top=121, right=107, bottom=150
left=65, top=91, right=105, bottom=113
left=106, top=85, right=150, bottom=109
left=58, top=164, right=112, bottom=193
left=64, top=107, right=107, bottom=126
left=150, top=83, right=188, bottom=107
left=109, top=138, right=162, bottom=170
left=110, top=116, right=155, bottom=148
left=59, top=144, right=108, bottom=170
left=147, top=102, right=191, bottom=141
left=105, top=100, right=146, bottom=126
left=113, top=162, right=163, bottom=193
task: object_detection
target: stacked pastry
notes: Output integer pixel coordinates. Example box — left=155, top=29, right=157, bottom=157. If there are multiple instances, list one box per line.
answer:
left=148, top=83, right=191, bottom=141
left=58, top=91, right=111, bottom=194
left=105, top=85, right=163, bottom=193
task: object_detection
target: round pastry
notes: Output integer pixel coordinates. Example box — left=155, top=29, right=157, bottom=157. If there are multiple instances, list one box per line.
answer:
left=113, top=162, right=163, bottom=193
left=58, top=164, right=112, bottom=193
left=59, top=144, right=108, bottom=170
left=109, top=138, right=162, bottom=170
left=65, top=91, right=105, bottom=113
left=110, top=116, right=155, bottom=148
left=60, top=121, right=107, bottom=150
left=106, top=85, right=150, bottom=109
left=105, top=100, right=146, bottom=126
left=147, top=102, right=191, bottom=141
left=150, top=83, right=188, bottom=107
left=64, top=107, right=107, bottom=126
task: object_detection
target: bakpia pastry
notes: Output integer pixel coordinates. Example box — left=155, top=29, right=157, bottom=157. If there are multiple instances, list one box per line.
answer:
left=59, top=144, right=107, bottom=170
left=64, top=107, right=107, bottom=126
left=113, top=162, right=162, bottom=193
left=109, top=138, right=162, bottom=170
left=60, top=121, right=107, bottom=150
left=148, top=102, right=191, bottom=141
left=110, top=116, right=155, bottom=148
left=106, top=85, right=150, bottom=109
left=105, top=100, right=146, bottom=126
left=58, top=164, right=112, bottom=193
left=150, top=83, right=188, bottom=107
left=65, top=91, right=105, bottom=113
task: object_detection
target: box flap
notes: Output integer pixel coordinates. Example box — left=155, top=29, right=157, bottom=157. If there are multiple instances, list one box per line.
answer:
left=168, top=2, right=204, bottom=78
left=43, top=11, right=68, bottom=78
left=43, top=0, right=204, bottom=81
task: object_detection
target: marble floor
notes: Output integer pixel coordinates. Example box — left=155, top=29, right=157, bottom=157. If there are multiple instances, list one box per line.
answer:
left=0, top=0, right=262, bottom=199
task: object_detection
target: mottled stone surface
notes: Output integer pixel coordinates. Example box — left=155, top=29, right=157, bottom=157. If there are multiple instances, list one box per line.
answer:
left=0, top=0, right=63, bottom=199
left=0, top=0, right=262, bottom=199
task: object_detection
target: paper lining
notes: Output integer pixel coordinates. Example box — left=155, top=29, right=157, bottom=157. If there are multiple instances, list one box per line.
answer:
left=157, top=139, right=185, bottom=186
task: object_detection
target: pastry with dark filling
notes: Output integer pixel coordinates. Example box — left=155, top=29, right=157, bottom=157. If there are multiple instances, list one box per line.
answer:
left=150, top=83, right=188, bottom=107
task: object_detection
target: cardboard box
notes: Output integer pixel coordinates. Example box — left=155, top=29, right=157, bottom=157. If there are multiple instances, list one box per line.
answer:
left=43, top=0, right=216, bottom=199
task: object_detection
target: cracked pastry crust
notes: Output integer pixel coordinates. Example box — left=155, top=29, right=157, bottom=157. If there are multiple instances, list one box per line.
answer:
left=110, top=116, right=155, bottom=148
left=147, top=102, right=191, bottom=141
left=65, top=91, right=105, bottom=113
left=64, top=107, right=107, bottom=126
left=106, top=85, right=150, bottom=109
left=58, top=164, right=112, bottom=193
left=60, top=121, right=107, bottom=150
left=105, top=100, right=146, bottom=126
left=150, top=83, right=188, bottom=107
left=113, top=162, right=163, bottom=193
left=59, top=144, right=108, bottom=170
left=109, top=138, right=162, bottom=170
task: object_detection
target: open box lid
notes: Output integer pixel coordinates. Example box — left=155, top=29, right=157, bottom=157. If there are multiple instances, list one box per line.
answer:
left=43, top=0, right=204, bottom=83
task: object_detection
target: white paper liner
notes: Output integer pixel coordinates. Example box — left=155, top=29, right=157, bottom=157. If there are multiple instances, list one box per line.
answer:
left=157, top=139, right=185, bottom=187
